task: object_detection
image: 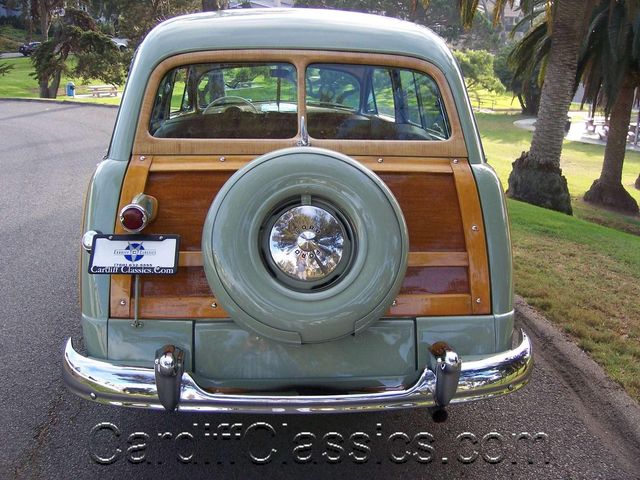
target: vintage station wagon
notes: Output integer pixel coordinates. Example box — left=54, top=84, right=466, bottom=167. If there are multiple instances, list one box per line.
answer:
left=63, top=9, right=532, bottom=415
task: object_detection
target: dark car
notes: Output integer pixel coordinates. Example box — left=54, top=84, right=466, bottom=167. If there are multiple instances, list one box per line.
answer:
left=19, top=41, right=41, bottom=56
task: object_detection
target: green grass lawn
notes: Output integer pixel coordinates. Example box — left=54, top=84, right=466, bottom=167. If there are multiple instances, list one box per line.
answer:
left=478, top=113, right=640, bottom=401
left=0, top=56, right=122, bottom=104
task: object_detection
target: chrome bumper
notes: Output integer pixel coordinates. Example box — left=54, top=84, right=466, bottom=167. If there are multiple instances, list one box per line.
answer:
left=62, top=330, right=532, bottom=413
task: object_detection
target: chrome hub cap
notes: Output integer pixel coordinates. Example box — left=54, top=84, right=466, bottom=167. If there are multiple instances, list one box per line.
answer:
left=269, top=205, right=345, bottom=281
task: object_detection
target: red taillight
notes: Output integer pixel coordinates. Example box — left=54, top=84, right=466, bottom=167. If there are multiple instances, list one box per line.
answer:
left=119, top=204, right=147, bottom=232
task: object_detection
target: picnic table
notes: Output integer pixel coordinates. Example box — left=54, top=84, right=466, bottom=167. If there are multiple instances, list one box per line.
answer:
left=89, top=85, right=118, bottom=97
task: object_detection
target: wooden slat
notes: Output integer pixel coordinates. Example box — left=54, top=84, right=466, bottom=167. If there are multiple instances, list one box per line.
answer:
left=137, top=293, right=473, bottom=319
left=139, top=296, right=229, bottom=319
left=179, top=251, right=204, bottom=267
left=388, top=294, right=472, bottom=316
left=150, top=156, right=254, bottom=172
left=451, top=158, right=491, bottom=314
left=110, top=155, right=153, bottom=318
left=150, top=155, right=454, bottom=174
left=407, top=251, right=468, bottom=267
left=178, top=250, right=469, bottom=268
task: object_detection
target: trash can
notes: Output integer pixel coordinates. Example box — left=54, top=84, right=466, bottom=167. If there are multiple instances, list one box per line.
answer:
left=66, top=81, right=75, bottom=97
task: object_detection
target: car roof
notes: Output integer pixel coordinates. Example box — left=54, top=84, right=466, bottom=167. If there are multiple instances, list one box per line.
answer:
left=137, top=9, right=456, bottom=72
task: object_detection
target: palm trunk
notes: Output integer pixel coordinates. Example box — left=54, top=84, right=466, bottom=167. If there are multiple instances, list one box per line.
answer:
left=584, top=80, right=639, bottom=213
left=507, top=0, right=585, bottom=215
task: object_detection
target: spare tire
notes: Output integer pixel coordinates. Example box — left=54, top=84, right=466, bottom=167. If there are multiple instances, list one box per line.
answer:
left=202, top=147, right=408, bottom=344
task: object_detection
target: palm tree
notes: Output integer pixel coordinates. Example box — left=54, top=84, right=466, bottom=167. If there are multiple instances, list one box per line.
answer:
left=578, top=0, right=640, bottom=213
left=441, top=0, right=591, bottom=215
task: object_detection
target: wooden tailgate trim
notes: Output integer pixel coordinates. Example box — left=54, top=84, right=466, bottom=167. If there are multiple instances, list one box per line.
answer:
left=109, top=156, right=490, bottom=319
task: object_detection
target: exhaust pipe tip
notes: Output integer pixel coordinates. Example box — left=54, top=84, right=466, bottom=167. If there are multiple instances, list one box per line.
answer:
left=429, top=407, right=449, bottom=423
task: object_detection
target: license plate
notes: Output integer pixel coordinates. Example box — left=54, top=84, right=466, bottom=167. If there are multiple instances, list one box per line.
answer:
left=88, top=234, right=180, bottom=275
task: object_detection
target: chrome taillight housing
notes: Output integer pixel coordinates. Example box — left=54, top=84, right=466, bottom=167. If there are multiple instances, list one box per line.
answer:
left=119, top=193, right=158, bottom=233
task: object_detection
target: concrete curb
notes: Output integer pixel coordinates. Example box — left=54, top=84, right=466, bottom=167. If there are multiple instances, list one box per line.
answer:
left=515, top=295, right=640, bottom=473
left=0, top=97, right=119, bottom=109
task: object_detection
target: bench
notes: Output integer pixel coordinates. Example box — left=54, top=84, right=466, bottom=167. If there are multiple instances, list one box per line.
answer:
left=89, top=85, right=117, bottom=97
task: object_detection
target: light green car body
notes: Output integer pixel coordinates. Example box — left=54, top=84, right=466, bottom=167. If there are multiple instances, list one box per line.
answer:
left=80, top=9, right=513, bottom=391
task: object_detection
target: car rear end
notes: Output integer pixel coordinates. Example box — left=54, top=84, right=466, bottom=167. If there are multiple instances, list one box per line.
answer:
left=64, top=9, right=531, bottom=414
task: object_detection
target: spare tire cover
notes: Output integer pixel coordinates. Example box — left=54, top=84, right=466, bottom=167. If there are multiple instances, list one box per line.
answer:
left=202, top=147, right=408, bottom=344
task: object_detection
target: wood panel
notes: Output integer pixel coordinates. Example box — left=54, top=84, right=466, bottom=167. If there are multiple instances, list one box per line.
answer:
left=143, top=171, right=232, bottom=250
left=379, top=172, right=466, bottom=251
left=399, top=267, right=469, bottom=295
left=137, top=265, right=470, bottom=318
left=141, top=266, right=470, bottom=298
left=110, top=155, right=152, bottom=318
left=388, top=294, right=472, bottom=317
left=111, top=156, right=491, bottom=320
left=451, top=158, right=491, bottom=314
left=132, top=50, right=466, bottom=158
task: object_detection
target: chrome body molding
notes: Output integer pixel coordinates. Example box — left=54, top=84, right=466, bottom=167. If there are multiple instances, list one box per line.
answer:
left=63, top=330, right=532, bottom=413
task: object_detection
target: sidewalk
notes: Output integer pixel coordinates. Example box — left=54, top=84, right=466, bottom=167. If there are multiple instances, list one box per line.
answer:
left=513, top=113, right=640, bottom=152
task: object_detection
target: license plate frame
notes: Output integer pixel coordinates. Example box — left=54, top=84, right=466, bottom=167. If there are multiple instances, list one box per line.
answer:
left=88, top=234, right=180, bottom=275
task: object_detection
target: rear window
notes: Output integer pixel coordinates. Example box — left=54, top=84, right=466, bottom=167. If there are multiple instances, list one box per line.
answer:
left=306, top=63, right=450, bottom=141
left=149, top=62, right=298, bottom=139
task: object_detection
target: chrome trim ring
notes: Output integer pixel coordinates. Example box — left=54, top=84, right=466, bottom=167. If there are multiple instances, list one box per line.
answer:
left=119, top=203, right=148, bottom=233
left=269, top=205, right=345, bottom=281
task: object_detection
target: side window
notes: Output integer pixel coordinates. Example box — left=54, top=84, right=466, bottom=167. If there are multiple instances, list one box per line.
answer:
left=370, top=68, right=395, bottom=119
left=170, top=67, right=189, bottom=116
left=415, top=73, right=451, bottom=138
left=399, top=70, right=421, bottom=126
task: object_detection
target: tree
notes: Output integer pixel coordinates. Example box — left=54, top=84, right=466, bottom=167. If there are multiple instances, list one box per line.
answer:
left=30, top=0, right=64, bottom=42
left=31, top=8, right=124, bottom=98
left=578, top=0, right=639, bottom=213
left=446, top=0, right=589, bottom=215
left=294, top=0, right=416, bottom=19
left=202, top=0, right=228, bottom=10
left=114, top=0, right=200, bottom=51
left=453, top=49, right=505, bottom=94
left=494, top=43, right=541, bottom=115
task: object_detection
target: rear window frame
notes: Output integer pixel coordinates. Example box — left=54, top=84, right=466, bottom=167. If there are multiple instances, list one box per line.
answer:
left=132, top=50, right=466, bottom=158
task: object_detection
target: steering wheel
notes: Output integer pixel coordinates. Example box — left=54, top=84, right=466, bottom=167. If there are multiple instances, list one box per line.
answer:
left=203, top=95, right=259, bottom=114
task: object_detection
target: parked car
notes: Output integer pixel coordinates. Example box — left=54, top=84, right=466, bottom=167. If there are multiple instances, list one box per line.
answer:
left=18, top=41, right=41, bottom=56
left=64, top=9, right=532, bottom=415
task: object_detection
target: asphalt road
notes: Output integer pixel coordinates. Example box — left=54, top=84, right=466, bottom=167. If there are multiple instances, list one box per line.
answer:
left=1, top=100, right=638, bottom=479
